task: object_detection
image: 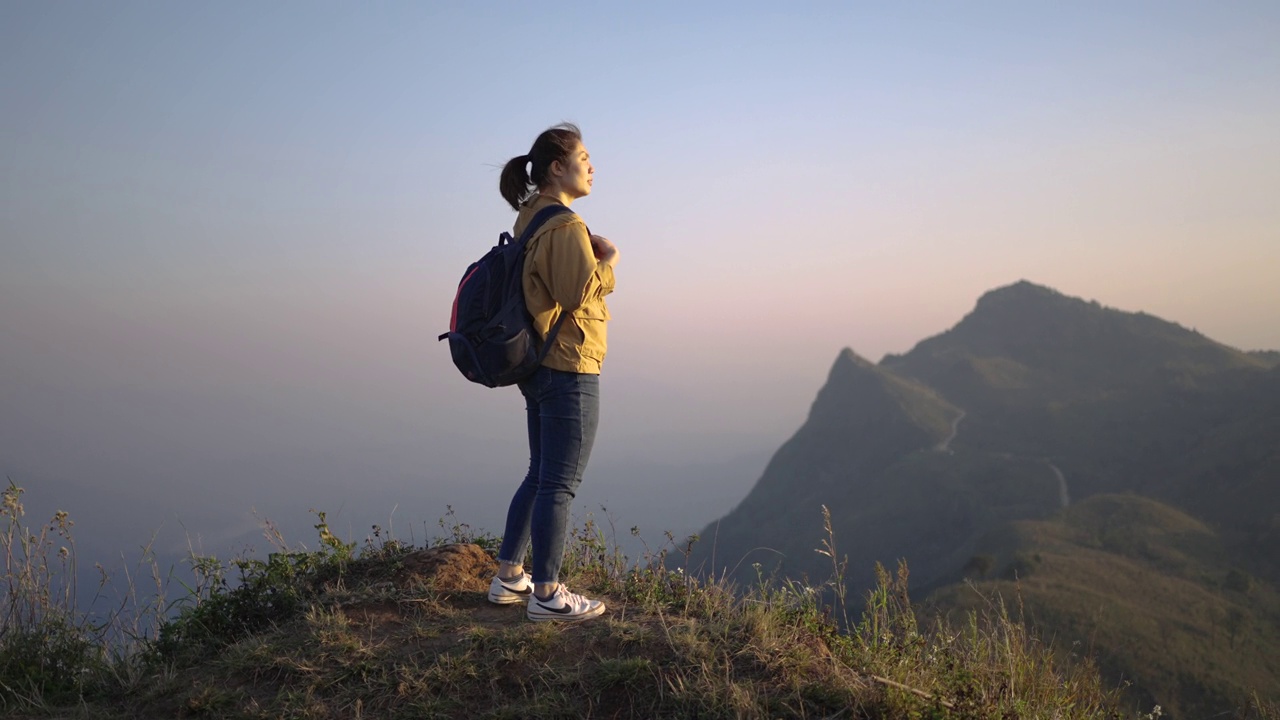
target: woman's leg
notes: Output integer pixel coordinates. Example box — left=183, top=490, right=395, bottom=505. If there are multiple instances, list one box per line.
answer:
left=528, top=371, right=600, bottom=590
left=495, top=375, right=545, bottom=575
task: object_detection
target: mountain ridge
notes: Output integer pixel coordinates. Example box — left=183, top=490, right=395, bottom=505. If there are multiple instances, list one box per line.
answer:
left=882, top=280, right=1266, bottom=405
left=689, top=280, right=1280, bottom=718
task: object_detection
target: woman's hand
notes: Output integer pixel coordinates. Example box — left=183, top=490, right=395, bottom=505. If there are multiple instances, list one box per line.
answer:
left=590, top=234, right=620, bottom=267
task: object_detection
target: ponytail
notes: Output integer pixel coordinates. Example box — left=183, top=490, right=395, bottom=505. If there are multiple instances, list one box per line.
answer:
left=498, top=123, right=583, bottom=211
left=499, top=154, right=531, bottom=211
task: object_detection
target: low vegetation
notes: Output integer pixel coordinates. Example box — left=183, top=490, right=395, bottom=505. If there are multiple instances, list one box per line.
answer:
left=930, top=494, right=1280, bottom=719
left=0, top=483, right=1272, bottom=719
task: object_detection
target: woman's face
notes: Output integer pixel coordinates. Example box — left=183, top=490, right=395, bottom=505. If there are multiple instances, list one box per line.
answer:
left=551, top=142, right=593, bottom=199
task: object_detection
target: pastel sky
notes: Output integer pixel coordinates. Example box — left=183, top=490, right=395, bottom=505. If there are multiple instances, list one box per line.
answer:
left=2, top=3, right=1278, bottom=567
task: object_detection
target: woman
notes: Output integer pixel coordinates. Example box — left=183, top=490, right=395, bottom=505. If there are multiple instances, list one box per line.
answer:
left=486, top=123, right=620, bottom=622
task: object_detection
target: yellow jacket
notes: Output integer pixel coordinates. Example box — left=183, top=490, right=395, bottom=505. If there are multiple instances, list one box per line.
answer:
left=516, top=195, right=616, bottom=374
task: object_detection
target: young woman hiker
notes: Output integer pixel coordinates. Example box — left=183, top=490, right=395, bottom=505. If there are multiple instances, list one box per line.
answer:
left=486, top=124, right=620, bottom=622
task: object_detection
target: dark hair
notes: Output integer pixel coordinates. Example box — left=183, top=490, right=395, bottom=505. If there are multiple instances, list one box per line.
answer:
left=499, top=123, right=583, bottom=210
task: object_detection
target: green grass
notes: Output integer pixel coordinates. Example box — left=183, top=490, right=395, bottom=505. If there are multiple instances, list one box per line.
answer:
left=0, top=484, right=1254, bottom=719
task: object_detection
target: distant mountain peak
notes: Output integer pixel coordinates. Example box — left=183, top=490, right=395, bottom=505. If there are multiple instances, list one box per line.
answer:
left=966, top=281, right=1092, bottom=326
left=974, top=280, right=1065, bottom=309
left=882, top=282, right=1265, bottom=409
left=833, top=347, right=876, bottom=373
left=814, top=348, right=960, bottom=444
left=967, top=280, right=1070, bottom=308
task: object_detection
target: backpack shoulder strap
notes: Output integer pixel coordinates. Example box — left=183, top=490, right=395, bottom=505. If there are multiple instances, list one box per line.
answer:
left=516, top=204, right=575, bottom=247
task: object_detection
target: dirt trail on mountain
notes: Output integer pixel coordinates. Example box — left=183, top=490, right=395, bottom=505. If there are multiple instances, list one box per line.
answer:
left=1048, top=462, right=1070, bottom=508
left=935, top=410, right=966, bottom=453
left=932, top=408, right=1070, bottom=508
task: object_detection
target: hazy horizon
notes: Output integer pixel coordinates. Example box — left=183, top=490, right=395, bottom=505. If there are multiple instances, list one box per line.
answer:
left=3, top=3, right=1278, bottom=585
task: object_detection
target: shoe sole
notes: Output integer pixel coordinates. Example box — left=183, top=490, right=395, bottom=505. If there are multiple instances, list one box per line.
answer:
left=487, top=592, right=529, bottom=605
left=527, top=603, right=606, bottom=623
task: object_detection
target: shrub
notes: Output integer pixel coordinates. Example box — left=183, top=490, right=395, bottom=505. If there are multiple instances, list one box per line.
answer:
left=0, top=481, right=117, bottom=709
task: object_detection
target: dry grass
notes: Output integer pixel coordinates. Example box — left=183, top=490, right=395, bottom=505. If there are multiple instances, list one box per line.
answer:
left=5, top=487, right=1270, bottom=719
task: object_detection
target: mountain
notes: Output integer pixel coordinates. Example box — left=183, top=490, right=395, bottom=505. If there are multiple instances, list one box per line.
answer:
left=688, top=280, right=1280, bottom=717
left=880, top=281, right=1280, bottom=568
left=1249, top=350, right=1280, bottom=368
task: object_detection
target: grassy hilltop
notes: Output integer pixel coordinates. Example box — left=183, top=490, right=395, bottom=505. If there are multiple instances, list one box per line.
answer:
left=0, top=485, right=1155, bottom=720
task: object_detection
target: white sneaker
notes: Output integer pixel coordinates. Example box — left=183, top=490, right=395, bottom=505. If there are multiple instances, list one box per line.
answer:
left=527, top=584, right=606, bottom=622
left=487, top=573, right=534, bottom=605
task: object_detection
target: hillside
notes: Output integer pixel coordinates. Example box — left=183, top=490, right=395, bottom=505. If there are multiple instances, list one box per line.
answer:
left=690, top=280, right=1280, bottom=718
left=929, top=494, right=1280, bottom=720
left=690, top=348, right=968, bottom=591
left=0, top=488, right=1128, bottom=719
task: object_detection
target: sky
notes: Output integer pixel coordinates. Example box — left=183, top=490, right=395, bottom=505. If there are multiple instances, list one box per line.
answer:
left=2, top=2, right=1278, bottom=588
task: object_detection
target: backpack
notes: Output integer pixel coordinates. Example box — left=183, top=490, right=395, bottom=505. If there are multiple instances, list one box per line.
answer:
left=438, top=204, right=573, bottom=387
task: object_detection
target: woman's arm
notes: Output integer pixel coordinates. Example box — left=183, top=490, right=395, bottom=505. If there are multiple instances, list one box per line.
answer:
left=536, top=221, right=616, bottom=313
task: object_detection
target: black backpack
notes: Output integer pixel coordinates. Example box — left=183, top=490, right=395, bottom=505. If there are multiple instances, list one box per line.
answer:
left=438, top=205, right=573, bottom=387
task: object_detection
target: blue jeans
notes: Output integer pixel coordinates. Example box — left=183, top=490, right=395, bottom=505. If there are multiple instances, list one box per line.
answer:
left=496, top=366, right=600, bottom=585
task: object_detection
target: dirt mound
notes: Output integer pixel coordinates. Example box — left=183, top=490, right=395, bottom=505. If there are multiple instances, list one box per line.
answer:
left=397, top=543, right=497, bottom=592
